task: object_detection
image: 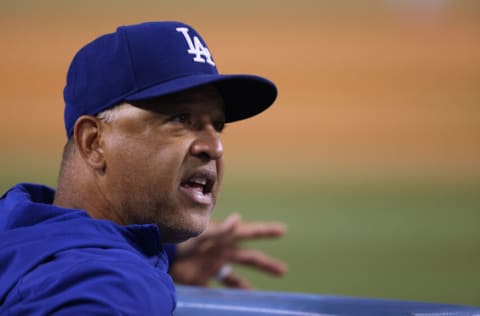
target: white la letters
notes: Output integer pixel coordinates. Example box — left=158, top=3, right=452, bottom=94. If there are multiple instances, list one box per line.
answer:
left=176, top=27, right=215, bottom=66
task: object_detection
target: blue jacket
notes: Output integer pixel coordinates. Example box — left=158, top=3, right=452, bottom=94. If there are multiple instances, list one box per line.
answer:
left=0, top=183, right=176, bottom=315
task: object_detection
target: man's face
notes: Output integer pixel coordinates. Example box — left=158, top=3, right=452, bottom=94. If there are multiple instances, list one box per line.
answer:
left=100, top=85, right=225, bottom=243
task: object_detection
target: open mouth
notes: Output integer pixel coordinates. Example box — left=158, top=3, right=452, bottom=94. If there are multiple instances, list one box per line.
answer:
left=180, top=171, right=216, bottom=205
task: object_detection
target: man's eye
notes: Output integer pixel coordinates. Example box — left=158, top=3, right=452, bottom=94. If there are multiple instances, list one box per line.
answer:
left=171, top=113, right=190, bottom=124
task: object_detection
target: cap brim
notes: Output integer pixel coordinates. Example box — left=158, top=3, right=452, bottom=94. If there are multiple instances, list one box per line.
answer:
left=125, top=74, right=277, bottom=122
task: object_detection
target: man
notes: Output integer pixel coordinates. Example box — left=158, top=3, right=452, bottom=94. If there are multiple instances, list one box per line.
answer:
left=0, top=21, right=285, bottom=315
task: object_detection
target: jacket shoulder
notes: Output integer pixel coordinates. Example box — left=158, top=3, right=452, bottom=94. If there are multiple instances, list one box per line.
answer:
left=3, top=247, right=176, bottom=315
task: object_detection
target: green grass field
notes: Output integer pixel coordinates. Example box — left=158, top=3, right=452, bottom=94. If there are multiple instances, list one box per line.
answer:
left=213, top=174, right=480, bottom=306
left=3, top=159, right=478, bottom=306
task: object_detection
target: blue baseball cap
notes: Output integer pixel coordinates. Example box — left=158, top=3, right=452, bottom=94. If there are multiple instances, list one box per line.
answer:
left=63, top=21, right=277, bottom=137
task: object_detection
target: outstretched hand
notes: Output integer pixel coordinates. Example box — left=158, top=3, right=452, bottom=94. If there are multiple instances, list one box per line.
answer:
left=169, top=213, right=287, bottom=289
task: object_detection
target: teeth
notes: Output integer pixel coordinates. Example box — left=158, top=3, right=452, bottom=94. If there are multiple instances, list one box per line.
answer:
left=189, top=177, right=207, bottom=186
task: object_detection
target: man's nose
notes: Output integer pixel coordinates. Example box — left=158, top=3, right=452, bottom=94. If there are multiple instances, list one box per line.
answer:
left=190, top=126, right=224, bottom=161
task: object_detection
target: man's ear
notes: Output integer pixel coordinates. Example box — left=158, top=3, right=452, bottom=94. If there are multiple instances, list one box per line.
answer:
left=73, top=115, right=106, bottom=172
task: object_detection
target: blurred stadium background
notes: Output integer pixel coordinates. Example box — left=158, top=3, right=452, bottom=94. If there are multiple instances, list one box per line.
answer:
left=1, top=0, right=479, bottom=306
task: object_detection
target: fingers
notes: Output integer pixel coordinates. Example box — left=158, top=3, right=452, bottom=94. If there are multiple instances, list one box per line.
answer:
left=201, top=213, right=242, bottom=241
left=230, top=248, right=287, bottom=276
left=208, top=215, right=288, bottom=277
left=206, top=213, right=287, bottom=242
left=220, top=270, right=254, bottom=290
left=235, top=221, right=287, bottom=241
left=175, top=216, right=238, bottom=258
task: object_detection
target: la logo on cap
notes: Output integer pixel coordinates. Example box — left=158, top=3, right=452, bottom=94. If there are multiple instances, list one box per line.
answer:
left=176, top=27, right=215, bottom=66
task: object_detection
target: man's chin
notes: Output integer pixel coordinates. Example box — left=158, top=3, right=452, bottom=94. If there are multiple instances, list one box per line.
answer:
left=159, top=223, right=205, bottom=244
